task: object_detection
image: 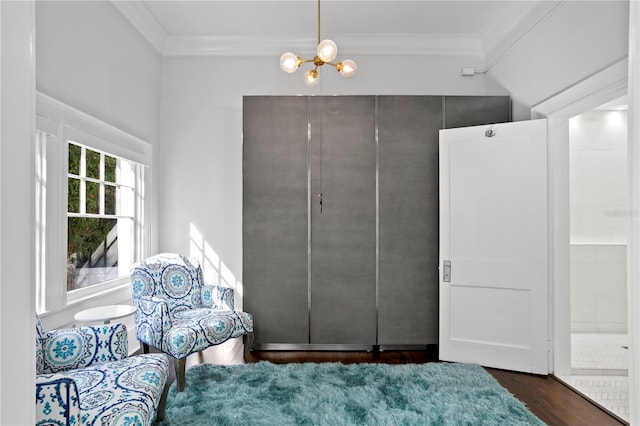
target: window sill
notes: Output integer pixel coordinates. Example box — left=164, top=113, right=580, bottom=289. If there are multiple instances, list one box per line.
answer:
left=38, top=277, right=133, bottom=330
left=66, top=276, right=130, bottom=305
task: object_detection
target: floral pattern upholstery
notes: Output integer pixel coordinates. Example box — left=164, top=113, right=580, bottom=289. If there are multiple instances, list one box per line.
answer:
left=35, top=315, right=169, bottom=426
left=130, top=253, right=254, bottom=391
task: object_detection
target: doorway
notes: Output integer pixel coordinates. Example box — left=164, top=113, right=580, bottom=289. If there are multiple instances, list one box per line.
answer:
left=556, top=97, right=629, bottom=422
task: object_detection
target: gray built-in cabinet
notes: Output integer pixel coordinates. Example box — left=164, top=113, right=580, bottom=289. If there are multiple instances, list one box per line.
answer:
left=243, top=95, right=510, bottom=349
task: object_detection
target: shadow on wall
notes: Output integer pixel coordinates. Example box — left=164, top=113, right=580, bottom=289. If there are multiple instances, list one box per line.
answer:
left=189, top=223, right=243, bottom=309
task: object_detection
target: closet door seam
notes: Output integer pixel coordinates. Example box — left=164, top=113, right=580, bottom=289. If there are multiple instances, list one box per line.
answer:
left=375, top=95, right=380, bottom=346
left=307, top=96, right=312, bottom=345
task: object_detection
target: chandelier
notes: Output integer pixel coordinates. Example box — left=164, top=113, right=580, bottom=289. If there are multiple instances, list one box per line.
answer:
left=279, top=0, right=357, bottom=87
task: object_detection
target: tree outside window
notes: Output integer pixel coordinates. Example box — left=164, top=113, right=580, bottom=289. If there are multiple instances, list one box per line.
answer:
left=67, top=142, right=135, bottom=291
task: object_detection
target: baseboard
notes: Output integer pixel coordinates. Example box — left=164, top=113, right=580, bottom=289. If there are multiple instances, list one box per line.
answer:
left=251, top=343, right=438, bottom=354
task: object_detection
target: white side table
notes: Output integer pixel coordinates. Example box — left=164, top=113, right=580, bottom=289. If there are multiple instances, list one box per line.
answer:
left=74, top=304, right=137, bottom=324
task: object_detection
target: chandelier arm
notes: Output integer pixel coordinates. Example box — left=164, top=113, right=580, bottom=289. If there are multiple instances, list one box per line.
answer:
left=317, top=0, right=321, bottom=45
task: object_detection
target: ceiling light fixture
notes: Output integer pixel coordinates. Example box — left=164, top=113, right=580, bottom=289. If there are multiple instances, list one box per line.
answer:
left=279, top=0, right=357, bottom=87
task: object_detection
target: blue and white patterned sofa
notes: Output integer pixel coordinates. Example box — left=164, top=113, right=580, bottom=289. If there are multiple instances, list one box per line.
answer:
left=35, top=315, right=169, bottom=426
left=130, top=253, right=254, bottom=391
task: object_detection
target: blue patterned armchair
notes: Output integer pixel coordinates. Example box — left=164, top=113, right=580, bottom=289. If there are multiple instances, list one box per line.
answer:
left=35, top=315, right=169, bottom=426
left=130, top=253, right=254, bottom=391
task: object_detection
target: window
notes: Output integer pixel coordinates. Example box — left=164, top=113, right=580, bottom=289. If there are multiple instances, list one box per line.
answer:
left=66, top=143, right=137, bottom=291
left=36, top=93, right=151, bottom=313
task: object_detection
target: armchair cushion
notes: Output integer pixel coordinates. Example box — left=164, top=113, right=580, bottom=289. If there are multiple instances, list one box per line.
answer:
left=163, top=309, right=253, bottom=359
left=39, top=323, right=128, bottom=374
left=36, top=354, right=168, bottom=426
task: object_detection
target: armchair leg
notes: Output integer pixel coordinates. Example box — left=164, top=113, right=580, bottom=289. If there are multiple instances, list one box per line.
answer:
left=174, top=357, right=186, bottom=392
left=141, top=341, right=150, bottom=354
left=243, top=332, right=254, bottom=363
left=155, top=380, right=170, bottom=421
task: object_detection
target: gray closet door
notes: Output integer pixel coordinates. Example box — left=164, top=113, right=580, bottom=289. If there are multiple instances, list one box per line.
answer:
left=378, top=96, right=442, bottom=345
left=444, top=96, right=511, bottom=128
left=309, top=96, right=377, bottom=345
left=243, top=96, right=309, bottom=344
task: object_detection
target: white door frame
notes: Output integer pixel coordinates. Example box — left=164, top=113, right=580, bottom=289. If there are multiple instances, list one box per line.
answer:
left=626, top=3, right=640, bottom=424
left=532, top=57, right=628, bottom=377
left=532, top=2, right=639, bottom=421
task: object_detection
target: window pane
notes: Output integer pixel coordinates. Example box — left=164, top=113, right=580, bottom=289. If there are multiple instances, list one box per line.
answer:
left=68, top=143, right=81, bottom=175
left=105, top=155, right=117, bottom=182
left=86, top=149, right=100, bottom=179
left=86, top=181, right=100, bottom=214
left=105, top=184, right=116, bottom=215
left=67, top=217, right=118, bottom=291
left=68, top=178, right=80, bottom=213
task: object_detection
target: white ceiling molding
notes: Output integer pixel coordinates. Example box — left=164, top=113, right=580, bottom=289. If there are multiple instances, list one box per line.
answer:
left=162, top=33, right=483, bottom=58
left=112, top=0, right=539, bottom=62
left=531, top=57, right=628, bottom=119
left=479, top=1, right=541, bottom=61
left=111, top=0, right=167, bottom=53
left=481, top=0, right=565, bottom=73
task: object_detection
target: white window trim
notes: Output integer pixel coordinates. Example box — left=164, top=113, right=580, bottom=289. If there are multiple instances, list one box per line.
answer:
left=36, top=92, right=152, bottom=316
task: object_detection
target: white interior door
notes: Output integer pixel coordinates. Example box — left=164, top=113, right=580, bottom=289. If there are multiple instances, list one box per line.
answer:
left=439, top=119, right=549, bottom=374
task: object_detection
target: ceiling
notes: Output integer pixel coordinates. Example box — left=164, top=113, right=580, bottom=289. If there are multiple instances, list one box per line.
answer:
left=112, top=0, right=551, bottom=59
left=142, top=1, right=509, bottom=37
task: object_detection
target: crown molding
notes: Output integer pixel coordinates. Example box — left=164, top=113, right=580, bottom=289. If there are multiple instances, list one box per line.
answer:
left=111, top=0, right=167, bottom=53
left=479, top=1, right=540, bottom=59
left=162, top=33, right=483, bottom=58
left=112, top=0, right=547, bottom=61
left=480, top=0, right=565, bottom=72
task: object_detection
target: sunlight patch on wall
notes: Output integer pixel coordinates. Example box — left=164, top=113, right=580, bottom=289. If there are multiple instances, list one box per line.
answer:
left=189, top=223, right=243, bottom=308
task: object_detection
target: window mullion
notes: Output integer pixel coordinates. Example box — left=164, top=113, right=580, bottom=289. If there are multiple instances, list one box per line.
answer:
left=79, top=146, right=86, bottom=215
left=99, top=152, right=105, bottom=215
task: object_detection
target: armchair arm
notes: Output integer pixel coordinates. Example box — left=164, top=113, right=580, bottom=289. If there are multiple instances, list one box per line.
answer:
left=40, top=323, right=128, bottom=374
left=202, top=285, right=234, bottom=311
left=133, top=296, right=172, bottom=350
left=35, top=374, right=82, bottom=426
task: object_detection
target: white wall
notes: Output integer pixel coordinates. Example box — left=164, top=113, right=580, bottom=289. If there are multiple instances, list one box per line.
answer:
left=488, top=0, right=629, bottom=120
left=36, top=1, right=161, bottom=143
left=159, top=55, right=508, bottom=294
left=571, top=244, right=627, bottom=333
left=570, top=110, right=628, bottom=243
left=36, top=0, right=162, bottom=261
left=1, top=2, right=36, bottom=424
left=569, top=110, right=628, bottom=333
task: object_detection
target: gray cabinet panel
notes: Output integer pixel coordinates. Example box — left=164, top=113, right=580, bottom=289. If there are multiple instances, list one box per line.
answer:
left=309, top=96, right=377, bottom=344
left=444, top=96, right=511, bottom=129
left=243, top=95, right=510, bottom=347
left=243, top=96, right=309, bottom=344
left=378, top=96, right=442, bottom=345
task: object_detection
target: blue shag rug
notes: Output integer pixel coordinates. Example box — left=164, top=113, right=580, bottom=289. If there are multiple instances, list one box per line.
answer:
left=157, top=361, right=546, bottom=425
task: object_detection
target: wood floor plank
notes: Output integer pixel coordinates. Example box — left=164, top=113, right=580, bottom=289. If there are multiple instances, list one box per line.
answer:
left=486, top=367, right=627, bottom=426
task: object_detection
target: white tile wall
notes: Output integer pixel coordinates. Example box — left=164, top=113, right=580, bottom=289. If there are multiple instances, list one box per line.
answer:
left=571, top=244, right=627, bottom=333
left=569, top=110, right=628, bottom=245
